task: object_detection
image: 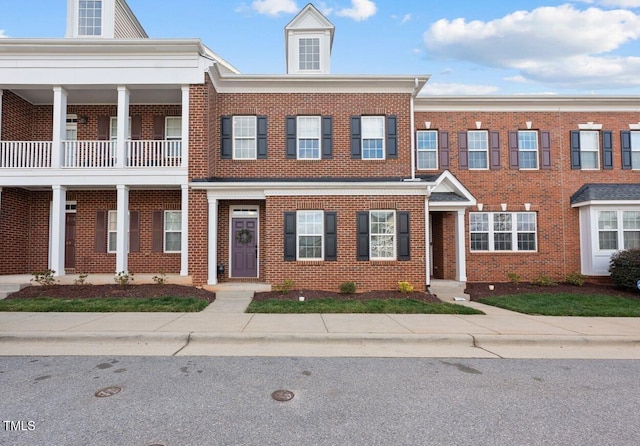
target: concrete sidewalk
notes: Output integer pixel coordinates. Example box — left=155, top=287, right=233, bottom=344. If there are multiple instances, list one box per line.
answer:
left=1, top=292, right=639, bottom=358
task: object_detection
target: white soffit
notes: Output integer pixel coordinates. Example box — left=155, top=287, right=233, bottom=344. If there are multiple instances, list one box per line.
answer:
left=415, top=96, right=640, bottom=112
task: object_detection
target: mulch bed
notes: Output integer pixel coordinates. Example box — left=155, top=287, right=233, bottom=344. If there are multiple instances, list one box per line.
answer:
left=252, top=289, right=441, bottom=303
left=466, top=282, right=640, bottom=301
left=5, top=284, right=216, bottom=303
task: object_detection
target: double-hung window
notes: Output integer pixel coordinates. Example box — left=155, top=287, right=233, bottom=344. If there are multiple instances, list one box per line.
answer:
left=468, top=130, right=488, bottom=169
left=417, top=130, right=438, bottom=169
left=164, top=211, right=182, bottom=253
left=299, top=37, right=320, bottom=71
left=109, top=117, right=132, bottom=140
left=107, top=210, right=118, bottom=253
left=297, top=116, right=321, bottom=159
left=598, top=210, right=640, bottom=251
left=361, top=116, right=385, bottom=160
left=370, top=211, right=396, bottom=260
left=631, top=132, right=640, bottom=169
left=78, top=0, right=102, bottom=36
left=297, top=211, right=323, bottom=260
left=518, top=131, right=539, bottom=169
left=470, top=212, right=537, bottom=252
left=579, top=131, right=600, bottom=169
left=233, top=116, right=257, bottom=159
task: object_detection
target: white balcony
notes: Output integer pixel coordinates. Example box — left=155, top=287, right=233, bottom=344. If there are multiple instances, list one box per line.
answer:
left=63, top=140, right=115, bottom=168
left=126, top=140, right=182, bottom=168
left=0, top=141, right=52, bottom=168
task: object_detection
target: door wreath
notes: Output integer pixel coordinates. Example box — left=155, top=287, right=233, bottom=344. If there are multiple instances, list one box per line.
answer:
left=236, top=228, right=253, bottom=244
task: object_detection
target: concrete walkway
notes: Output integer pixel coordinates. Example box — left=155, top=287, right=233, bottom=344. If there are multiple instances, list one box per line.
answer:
left=1, top=291, right=639, bottom=358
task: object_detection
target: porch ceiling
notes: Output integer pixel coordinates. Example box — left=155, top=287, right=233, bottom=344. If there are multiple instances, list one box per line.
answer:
left=6, top=85, right=182, bottom=106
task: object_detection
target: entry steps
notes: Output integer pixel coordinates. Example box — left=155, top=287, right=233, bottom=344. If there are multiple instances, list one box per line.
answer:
left=0, top=283, right=29, bottom=300
left=428, top=280, right=470, bottom=302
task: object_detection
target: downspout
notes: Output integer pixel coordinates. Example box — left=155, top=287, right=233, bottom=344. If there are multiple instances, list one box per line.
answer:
left=410, top=79, right=417, bottom=180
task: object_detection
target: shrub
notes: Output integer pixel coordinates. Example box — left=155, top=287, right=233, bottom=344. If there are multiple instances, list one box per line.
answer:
left=73, top=273, right=90, bottom=285
left=398, top=281, right=414, bottom=293
left=152, top=273, right=168, bottom=285
left=531, top=274, right=557, bottom=287
left=609, top=248, right=640, bottom=291
left=506, top=273, right=521, bottom=284
left=31, top=269, right=57, bottom=286
left=339, top=281, right=357, bottom=294
left=273, top=279, right=294, bottom=295
left=114, top=271, right=134, bottom=286
left=564, top=272, right=585, bottom=286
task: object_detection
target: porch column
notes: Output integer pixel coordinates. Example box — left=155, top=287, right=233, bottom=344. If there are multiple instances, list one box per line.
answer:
left=116, top=86, right=130, bottom=169
left=0, top=90, right=3, bottom=139
left=181, top=85, right=190, bottom=168
left=115, top=185, right=129, bottom=273
left=52, top=87, right=68, bottom=169
left=180, top=184, right=189, bottom=276
left=50, top=185, right=67, bottom=276
left=456, top=209, right=468, bottom=282
left=207, top=195, right=218, bottom=285
left=424, top=198, right=430, bottom=287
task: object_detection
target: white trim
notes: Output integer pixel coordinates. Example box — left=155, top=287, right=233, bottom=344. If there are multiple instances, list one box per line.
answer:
left=369, top=210, right=396, bottom=261
left=456, top=209, right=467, bottom=282
left=410, top=93, right=416, bottom=179
left=415, top=96, right=640, bottom=112
left=416, top=130, right=439, bottom=170
left=180, top=184, right=189, bottom=276
left=49, top=185, right=67, bottom=277
left=232, top=116, right=257, bottom=160
left=296, top=210, right=324, bottom=261
left=163, top=210, right=182, bottom=253
left=116, top=86, right=129, bottom=169
left=361, top=116, right=386, bottom=160
left=425, top=198, right=430, bottom=287
left=181, top=86, right=190, bottom=168
left=52, top=87, right=68, bottom=169
left=228, top=205, right=260, bottom=279
left=297, top=116, right=321, bottom=160
left=207, top=197, right=218, bottom=285
left=115, top=184, right=129, bottom=273
left=0, top=89, right=3, bottom=140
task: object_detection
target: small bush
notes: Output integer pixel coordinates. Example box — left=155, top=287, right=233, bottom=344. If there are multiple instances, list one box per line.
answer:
left=564, top=272, right=585, bottom=286
left=506, top=273, right=521, bottom=284
left=114, top=271, right=134, bottom=286
left=609, top=248, right=640, bottom=291
left=152, top=273, right=168, bottom=285
left=273, top=279, right=294, bottom=295
left=339, top=281, right=357, bottom=294
left=31, top=269, right=57, bottom=286
left=398, top=281, right=414, bottom=293
left=531, top=274, right=557, bottom=287
left=73, top=273, right=90, bottom=285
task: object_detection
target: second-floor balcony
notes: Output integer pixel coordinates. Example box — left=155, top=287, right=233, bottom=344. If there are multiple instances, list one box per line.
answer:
left=0, top=140, right=183, bottom=169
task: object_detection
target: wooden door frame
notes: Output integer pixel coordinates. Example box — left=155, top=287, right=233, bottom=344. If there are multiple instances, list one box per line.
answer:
left=228, top=205, right=260, bottom=279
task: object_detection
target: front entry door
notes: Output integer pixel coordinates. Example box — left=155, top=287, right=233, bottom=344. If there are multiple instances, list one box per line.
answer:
left=231, top=218, right=258, bottom=278
left=64, top=213, right=76, bottom=269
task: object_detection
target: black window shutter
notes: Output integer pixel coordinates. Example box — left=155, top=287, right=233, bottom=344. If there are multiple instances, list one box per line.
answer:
left=489, top=131, right=500, bottom=169
left=153, top=116, right=165, bottom=140
left=257, top=116, right=268, bottom=159
left=130, top=115, right=142, bottom=141
left=152, top=210, right=164, bottom=253
left=129, top=210, right=140, bottom=253
left=285, top=116, right=297, bottom=159
left=602, top=131, right=613, bottom=169
left=458, top=132, right=468, bottom=169
left=95, top=210, right=107, bottom=252
left=357, top=211, right=369, bottom=261
left=350, top=116, right=362, bottom=159
left=97, top=116, right=110, bottom=141
left=621, top=131, right=632, bottom=169
left=570, top=131, right=581, bottom=169
left=439, top=131, right=449, bottom=169
left=321, top=116, right=333, bottom=159
left=324, top=212, right=337, bottom=261
left=284, top=212, right=296, bottom=261
left=221, top=116, right=232, bottom=159
left=540, top=131, right=552, bottom=169
left=386, top=115, right=398, bottom=159
left=509, top=131, right=519, bottom=169
left=397, top=211, right=410, bottom=261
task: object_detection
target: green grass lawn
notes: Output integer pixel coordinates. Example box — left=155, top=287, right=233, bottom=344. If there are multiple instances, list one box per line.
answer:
left=246, top=298, right=484, bottom=314
left=0, top=296, right=208, bottom=312
left=477, top=293, right=640, bottom=317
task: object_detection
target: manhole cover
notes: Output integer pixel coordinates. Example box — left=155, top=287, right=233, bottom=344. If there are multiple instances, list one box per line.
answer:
left=94, top=386, right=122, bottom=398
left=271, top=389, right=295, bottom=402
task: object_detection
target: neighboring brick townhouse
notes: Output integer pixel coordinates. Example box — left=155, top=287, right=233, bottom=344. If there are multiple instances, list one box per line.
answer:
left=1, top=1, right=639, bottom=291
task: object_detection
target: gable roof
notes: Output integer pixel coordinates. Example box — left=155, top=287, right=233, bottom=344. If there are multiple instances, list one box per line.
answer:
left=571, top=184, right=640, bottom=206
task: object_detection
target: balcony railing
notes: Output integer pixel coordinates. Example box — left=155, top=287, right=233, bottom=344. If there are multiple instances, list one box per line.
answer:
left=63, top=140, right=115, bottom=168
left=127, top=140, right=182, bottom=167
left=0, top=141, right=52, bottom=168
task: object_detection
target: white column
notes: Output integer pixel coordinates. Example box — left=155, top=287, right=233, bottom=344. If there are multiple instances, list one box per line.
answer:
left=456, top=209, right=468, bottom=282
left=181, top=85, right=190, bottom=168
left=424, top=197, right=430, bottom=287
left=180, top=184, right=189, bottom=276
left=115, top=185, right=129, bottom=273
left=207, top=195, right=218, bottom=285
left=52, top=87, right=68, bottom=169
left=116, top=86, right=130, bottom=169
left=50, top=185, right=67, bottom=276
left=0, top=90, right=4, bottom=139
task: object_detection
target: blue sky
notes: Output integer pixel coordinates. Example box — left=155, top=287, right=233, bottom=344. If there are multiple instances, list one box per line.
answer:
left=2, top=0, right=640, bottom=95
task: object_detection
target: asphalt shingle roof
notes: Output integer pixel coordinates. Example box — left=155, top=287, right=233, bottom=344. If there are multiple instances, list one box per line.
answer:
left=570, top=184, right=640, bottom=204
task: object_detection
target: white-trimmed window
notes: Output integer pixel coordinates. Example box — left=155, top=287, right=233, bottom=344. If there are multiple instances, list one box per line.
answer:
left=299, top=37, right=320, bottom=71
left=370, top=210, right=396, bottom=260
left=107, top=210, right=118, bottom=253
left=598, top=210, right=640, bottom=251
left=468, top=130, right=488, bottom=169
left=470, top=212, right=537, bottom=252
left=233, top=116, right=257, bottom=159
left=165, top=117, right=182, bottom=140
left=580, top=131, right=600, bottom=169
left=362, top=116, right=385, bottom=160
left=631, top=131, right=640, bottom=169
left=297, top=116, right=321, bottom=159
left=518, top=131, right=539, bottom=169
left=109, top=117, right=132, bottom=140
left=297, top=211, right=323, bottom=260
left=164, top=211, right=182, bottom=253
left=78, top=0, right=102, bottom=36
left=417, top=130, right=438, bottom=169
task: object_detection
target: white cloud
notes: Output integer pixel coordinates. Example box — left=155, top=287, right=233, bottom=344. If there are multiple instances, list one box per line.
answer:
left=251, top=0, right=298, bottom=16
left=419, top=83, right=499, bottom=95
left=0, top=30, right=8, bottom=38
left=402, top=13, right=412, bottom=24
left=581, top=0, right=640, bottom=8
left=423, top=5, right=640, bottom=90
left=337, top=0, right=377, bottom=21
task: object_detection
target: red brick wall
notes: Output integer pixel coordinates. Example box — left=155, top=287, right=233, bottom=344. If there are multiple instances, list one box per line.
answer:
left=1, top=91, right=34, bottom=141
left=415, top=110, right=640, bottom=283
left=0, top=188, right=30, bottom=273
left=188, top=190, right=208, bottom=285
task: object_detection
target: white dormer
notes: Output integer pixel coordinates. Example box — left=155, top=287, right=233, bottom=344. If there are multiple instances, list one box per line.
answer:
left=66, top=0, right=147, bottom=39
left=285, top=4, right=335, bottom=75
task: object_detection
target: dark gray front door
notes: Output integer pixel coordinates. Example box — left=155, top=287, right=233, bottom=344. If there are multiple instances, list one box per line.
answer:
left=231, top=218, right=258, bottom=278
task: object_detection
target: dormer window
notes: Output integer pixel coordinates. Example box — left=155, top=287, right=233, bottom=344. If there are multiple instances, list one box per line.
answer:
left=299, top=37, right=320, bottom=71
left=78, top=0, right=102, bottom=36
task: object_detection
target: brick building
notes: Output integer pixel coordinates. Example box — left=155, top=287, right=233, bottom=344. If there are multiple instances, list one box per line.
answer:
left=1, top=1, right=639, bottom=291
